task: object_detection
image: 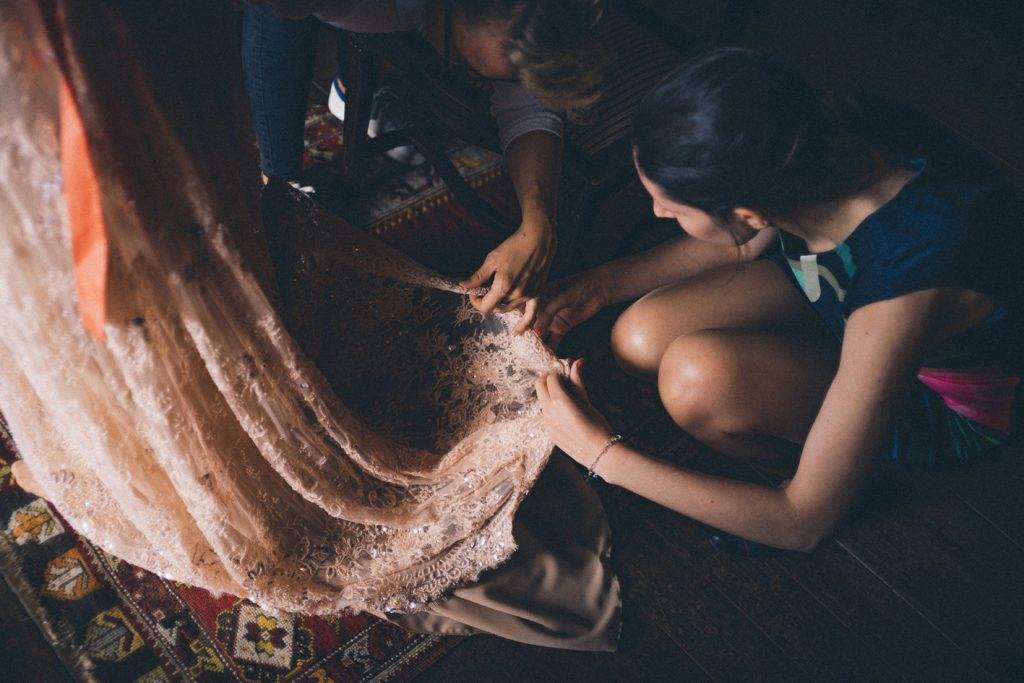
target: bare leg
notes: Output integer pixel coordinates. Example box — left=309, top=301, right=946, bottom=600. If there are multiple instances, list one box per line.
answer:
left=608, top=258, right=837, bottom=464
left=657, top=328, right=839, bottom=463
left=611, top=259, right=822, bottom=378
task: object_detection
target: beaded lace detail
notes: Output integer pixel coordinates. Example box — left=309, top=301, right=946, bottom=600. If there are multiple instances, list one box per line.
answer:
left=0, top=2, right=559, bottom=615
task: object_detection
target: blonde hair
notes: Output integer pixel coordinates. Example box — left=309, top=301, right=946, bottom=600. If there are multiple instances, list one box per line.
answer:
left=457, top=0, right=610, bottom=122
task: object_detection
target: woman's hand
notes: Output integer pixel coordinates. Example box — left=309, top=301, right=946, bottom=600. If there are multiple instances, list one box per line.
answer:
left=532, top=269, right=610, bottom=349
left=460, top=221, right=556, bottom=323
left=536, top=359, right=616, bottom=469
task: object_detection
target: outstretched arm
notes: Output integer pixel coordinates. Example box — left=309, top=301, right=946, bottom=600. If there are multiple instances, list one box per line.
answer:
left=594, top=227, right=777, bottom=306
left=539, top=290, right=945, bottom=550
left=531, top=228, right=776, bottom=344
left=460, top=131, right=562, bottom=318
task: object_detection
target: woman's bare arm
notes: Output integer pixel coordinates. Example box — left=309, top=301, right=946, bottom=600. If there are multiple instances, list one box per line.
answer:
left=573, top=289, right=946, bottom=550
left=597, top=227, right=777, bottom=305
left=532, top=228, right=777, bottom=343
left=460, top=131, right=562, bottom=316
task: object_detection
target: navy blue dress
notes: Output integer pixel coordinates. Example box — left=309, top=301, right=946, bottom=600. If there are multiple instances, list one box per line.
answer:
left=773, top=159, right=1023, bottom=465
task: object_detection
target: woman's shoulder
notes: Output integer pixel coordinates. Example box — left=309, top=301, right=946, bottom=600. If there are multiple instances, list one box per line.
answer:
left=846, top=160, right=957, bottom=266
left=854, top=154, right=1014, bottom=252
left=844, top=156, right=1024, bottom=313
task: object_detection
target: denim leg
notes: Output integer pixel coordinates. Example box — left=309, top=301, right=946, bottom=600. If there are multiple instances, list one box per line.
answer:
left=241, top=4, right=319, bottom=181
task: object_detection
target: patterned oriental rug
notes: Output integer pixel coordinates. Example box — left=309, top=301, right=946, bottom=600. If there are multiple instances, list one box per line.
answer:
left=1, top=430, right=457, bottom=681
left=0, top=96, right=693, bottom=681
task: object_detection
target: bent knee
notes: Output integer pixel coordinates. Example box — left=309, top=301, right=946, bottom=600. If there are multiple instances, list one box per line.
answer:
left=657, top=331, right=748, bottom=430
left=610, top=298, right=670, bottom=378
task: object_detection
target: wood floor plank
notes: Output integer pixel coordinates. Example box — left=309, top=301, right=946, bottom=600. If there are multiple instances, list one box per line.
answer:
left=670, top=532, right=917, bottom=679
left=417, top=613, right=709, bottom=683
left=620, top=451, right=949, bottom=680
left=831, top=464, right=1024, bottom=678
left=415, top=636, right=569, bottom=682
left=602, top=488, right=800, bottom=680
left=949, top=444, right=1024, bottom=549
left=775, top=541, right=984, bottom=679
left=0, top=574, right=73, bottom=683
left=740, top=450, right=1009, bottom=678
left=629, top=507, right=879, bottom=678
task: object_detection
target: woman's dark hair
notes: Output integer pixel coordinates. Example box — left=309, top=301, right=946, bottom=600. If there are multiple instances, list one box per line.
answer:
left=632, top=48, right=889, bottom=225
left=454, top=0, right=609, bottom=120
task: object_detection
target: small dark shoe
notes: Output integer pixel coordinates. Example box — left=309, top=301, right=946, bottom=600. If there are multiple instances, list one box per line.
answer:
left=709, top=530, right=781, bottom=556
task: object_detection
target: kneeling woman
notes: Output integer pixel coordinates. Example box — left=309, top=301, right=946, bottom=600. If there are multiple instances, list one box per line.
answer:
left=534, top=48, right=1023, bottom=552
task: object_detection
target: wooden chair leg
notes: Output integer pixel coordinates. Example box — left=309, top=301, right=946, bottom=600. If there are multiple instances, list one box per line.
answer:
left=338, top=33, right=513, bottom=233
left=339, top=33, right=380, bottom=188
left=406, top=125, right=516, bottom=235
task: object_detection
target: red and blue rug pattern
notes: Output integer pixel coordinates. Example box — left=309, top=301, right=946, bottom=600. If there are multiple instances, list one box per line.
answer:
left=0, top=419, right=456, bottom=681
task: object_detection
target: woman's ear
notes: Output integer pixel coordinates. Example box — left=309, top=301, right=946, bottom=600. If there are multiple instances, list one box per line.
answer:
left=732, top=207, right=772, bottom=231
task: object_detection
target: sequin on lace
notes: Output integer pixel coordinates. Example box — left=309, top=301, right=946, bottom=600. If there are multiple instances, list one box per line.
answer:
left=0, top=2, right=560, bottom=615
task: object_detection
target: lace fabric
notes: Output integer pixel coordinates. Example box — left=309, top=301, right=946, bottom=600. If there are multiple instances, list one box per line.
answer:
left=0, top=1, right=560, bottom=614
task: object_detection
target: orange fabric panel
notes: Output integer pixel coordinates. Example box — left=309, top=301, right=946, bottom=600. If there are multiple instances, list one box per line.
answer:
left=59, top=77, right=107, bottom=341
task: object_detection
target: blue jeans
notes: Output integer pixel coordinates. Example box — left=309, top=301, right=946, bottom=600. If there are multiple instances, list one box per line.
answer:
left=241, top=4, right=347, bottom=181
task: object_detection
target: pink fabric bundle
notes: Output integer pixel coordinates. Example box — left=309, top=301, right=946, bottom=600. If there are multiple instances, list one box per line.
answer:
left=917, top=367, right=1020, bottom=434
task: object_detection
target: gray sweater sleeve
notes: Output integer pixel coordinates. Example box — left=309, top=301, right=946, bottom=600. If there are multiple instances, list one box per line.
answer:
left=489, top=81, right=564, bottom=152
left=314, top=1, right=563, bottom=151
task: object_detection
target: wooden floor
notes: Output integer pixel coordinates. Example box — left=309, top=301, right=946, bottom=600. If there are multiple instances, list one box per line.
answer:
left=0, top=572, right=74, bottom=682
left=422, top=441, right=1024, bottom=680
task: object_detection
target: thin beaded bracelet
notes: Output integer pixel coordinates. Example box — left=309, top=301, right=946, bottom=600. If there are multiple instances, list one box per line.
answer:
left=586, top=434, right=624, bottom=481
